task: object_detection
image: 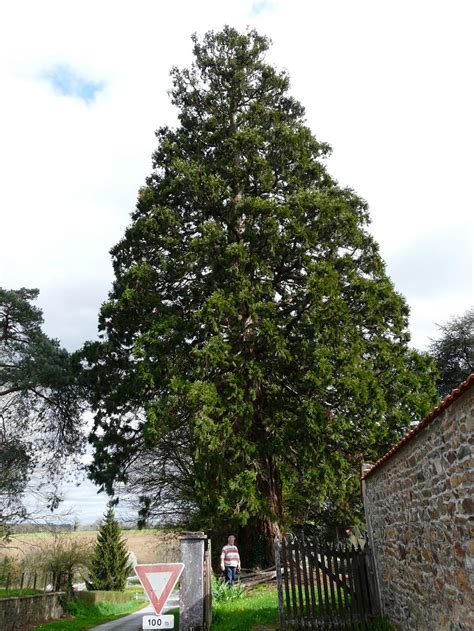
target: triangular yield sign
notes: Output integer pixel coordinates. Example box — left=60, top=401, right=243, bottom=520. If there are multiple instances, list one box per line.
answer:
left=135, top=563, right=184, bottom=615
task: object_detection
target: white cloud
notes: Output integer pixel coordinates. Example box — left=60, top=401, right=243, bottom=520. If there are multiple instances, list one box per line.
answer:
left=2, top=0, right=473, bottom=521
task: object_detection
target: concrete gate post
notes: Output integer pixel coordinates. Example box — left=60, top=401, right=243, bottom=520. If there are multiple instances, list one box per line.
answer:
left=179, top=532, right=207, bottom=631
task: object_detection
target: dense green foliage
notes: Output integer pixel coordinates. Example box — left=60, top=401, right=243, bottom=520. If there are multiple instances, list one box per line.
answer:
left=86, top=507, right=132, bottom=591
left=429, top=307, right=473, bottom=397
left=0, top=287, right=85, bottom=535
left=84, top=27, right=438, bottom=561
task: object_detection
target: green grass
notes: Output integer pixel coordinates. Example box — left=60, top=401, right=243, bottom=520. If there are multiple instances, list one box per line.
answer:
left=0, top=588, right=42, bottom=598
left=124, top=585, right=145, bottom=595
left=212, top=586, right=279, bottom=631
left=169, top=608, right=179, bottom=624
left=211, top=585, right=395, bottom=631
left=33, top=598, right=146, bottom=630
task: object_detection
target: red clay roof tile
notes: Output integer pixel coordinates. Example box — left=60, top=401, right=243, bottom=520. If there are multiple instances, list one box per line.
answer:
left=362, top=373, right=474, bottom=480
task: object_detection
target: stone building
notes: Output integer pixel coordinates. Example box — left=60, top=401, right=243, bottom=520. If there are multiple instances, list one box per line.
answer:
left=362, top=374, right=473, bottom=630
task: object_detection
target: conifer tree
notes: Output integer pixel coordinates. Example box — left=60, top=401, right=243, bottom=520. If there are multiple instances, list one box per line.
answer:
left=0, top=287, right=84, bottom=533
left=429, top=308, right=473, bottom=397
left=84, top=27, right=438, bottom=563
left=86, top=506, right=132, bottom=591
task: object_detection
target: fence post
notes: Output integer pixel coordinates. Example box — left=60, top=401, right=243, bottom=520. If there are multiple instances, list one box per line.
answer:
left=179, top=532, right=207, bottom=631
left=361, top=463, right=383, bottom=615
left=363, top=544, right=380, bottom=617
left=274, top=538, right=285, bottom=627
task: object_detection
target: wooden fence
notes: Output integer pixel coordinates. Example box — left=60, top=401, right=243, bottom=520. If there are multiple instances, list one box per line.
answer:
left=275, top=537, right=380, bottom=629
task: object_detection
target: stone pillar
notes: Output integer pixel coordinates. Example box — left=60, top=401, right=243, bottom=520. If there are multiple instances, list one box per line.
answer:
left=179, top=532, right=207, bottom=631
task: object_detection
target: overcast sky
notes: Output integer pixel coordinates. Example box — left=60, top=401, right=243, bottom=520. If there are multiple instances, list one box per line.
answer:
left=1, top=1, right=472, bottom=523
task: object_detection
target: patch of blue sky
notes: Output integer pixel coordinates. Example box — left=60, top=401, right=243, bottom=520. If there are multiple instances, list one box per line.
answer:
left=41, top=64, right=105, bottom=104
left=250, top=0, right=275, bottom=18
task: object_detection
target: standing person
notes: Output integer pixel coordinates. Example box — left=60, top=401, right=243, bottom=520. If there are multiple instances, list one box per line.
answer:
left=220, top=535, right=241, bottom=587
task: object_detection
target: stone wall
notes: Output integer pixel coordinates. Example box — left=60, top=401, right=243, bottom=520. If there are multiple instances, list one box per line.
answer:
left=0, top=592, right=65, bottom=631
left=362, top=383, right=473, bottom=630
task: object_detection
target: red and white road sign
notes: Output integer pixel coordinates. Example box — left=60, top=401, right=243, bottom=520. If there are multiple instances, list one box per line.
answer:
left=135, top=563, right=184, bottom=615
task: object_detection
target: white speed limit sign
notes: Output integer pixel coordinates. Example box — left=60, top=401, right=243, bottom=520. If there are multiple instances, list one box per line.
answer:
left=142, top=614, right=175, bottom=629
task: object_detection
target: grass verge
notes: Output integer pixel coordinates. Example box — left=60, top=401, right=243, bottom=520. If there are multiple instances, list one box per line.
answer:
left=212, top=586, right=279, bottom=631
left=33, top=598, right=146, bottom=630
left=212, top=585, right=395, bottom=631
left=0, top=588, right=42, bottom=598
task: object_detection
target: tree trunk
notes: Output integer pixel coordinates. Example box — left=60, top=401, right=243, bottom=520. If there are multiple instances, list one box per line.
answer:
left=238, top=454, right=283, bottom=568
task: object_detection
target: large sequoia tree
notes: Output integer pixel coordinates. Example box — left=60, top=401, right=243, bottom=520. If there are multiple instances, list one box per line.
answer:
left=84, top=27, right=438, bottom=562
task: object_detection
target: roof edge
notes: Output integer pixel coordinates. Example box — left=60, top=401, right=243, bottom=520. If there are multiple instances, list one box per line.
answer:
left=362, top=373, right=474, bottom=481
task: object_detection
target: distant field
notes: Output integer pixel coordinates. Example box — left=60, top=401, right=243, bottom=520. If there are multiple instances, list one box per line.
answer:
left=0, top=529, right=180, bottom=564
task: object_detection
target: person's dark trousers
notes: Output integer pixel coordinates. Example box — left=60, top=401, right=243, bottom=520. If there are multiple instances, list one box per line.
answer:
left=224, top=566, right=237, bottom=587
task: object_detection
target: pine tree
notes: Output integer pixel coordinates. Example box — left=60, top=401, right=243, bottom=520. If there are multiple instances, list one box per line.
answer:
left=86, top=506, right=132, bottom=591
left=84, top=27, right=438, bottom=563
